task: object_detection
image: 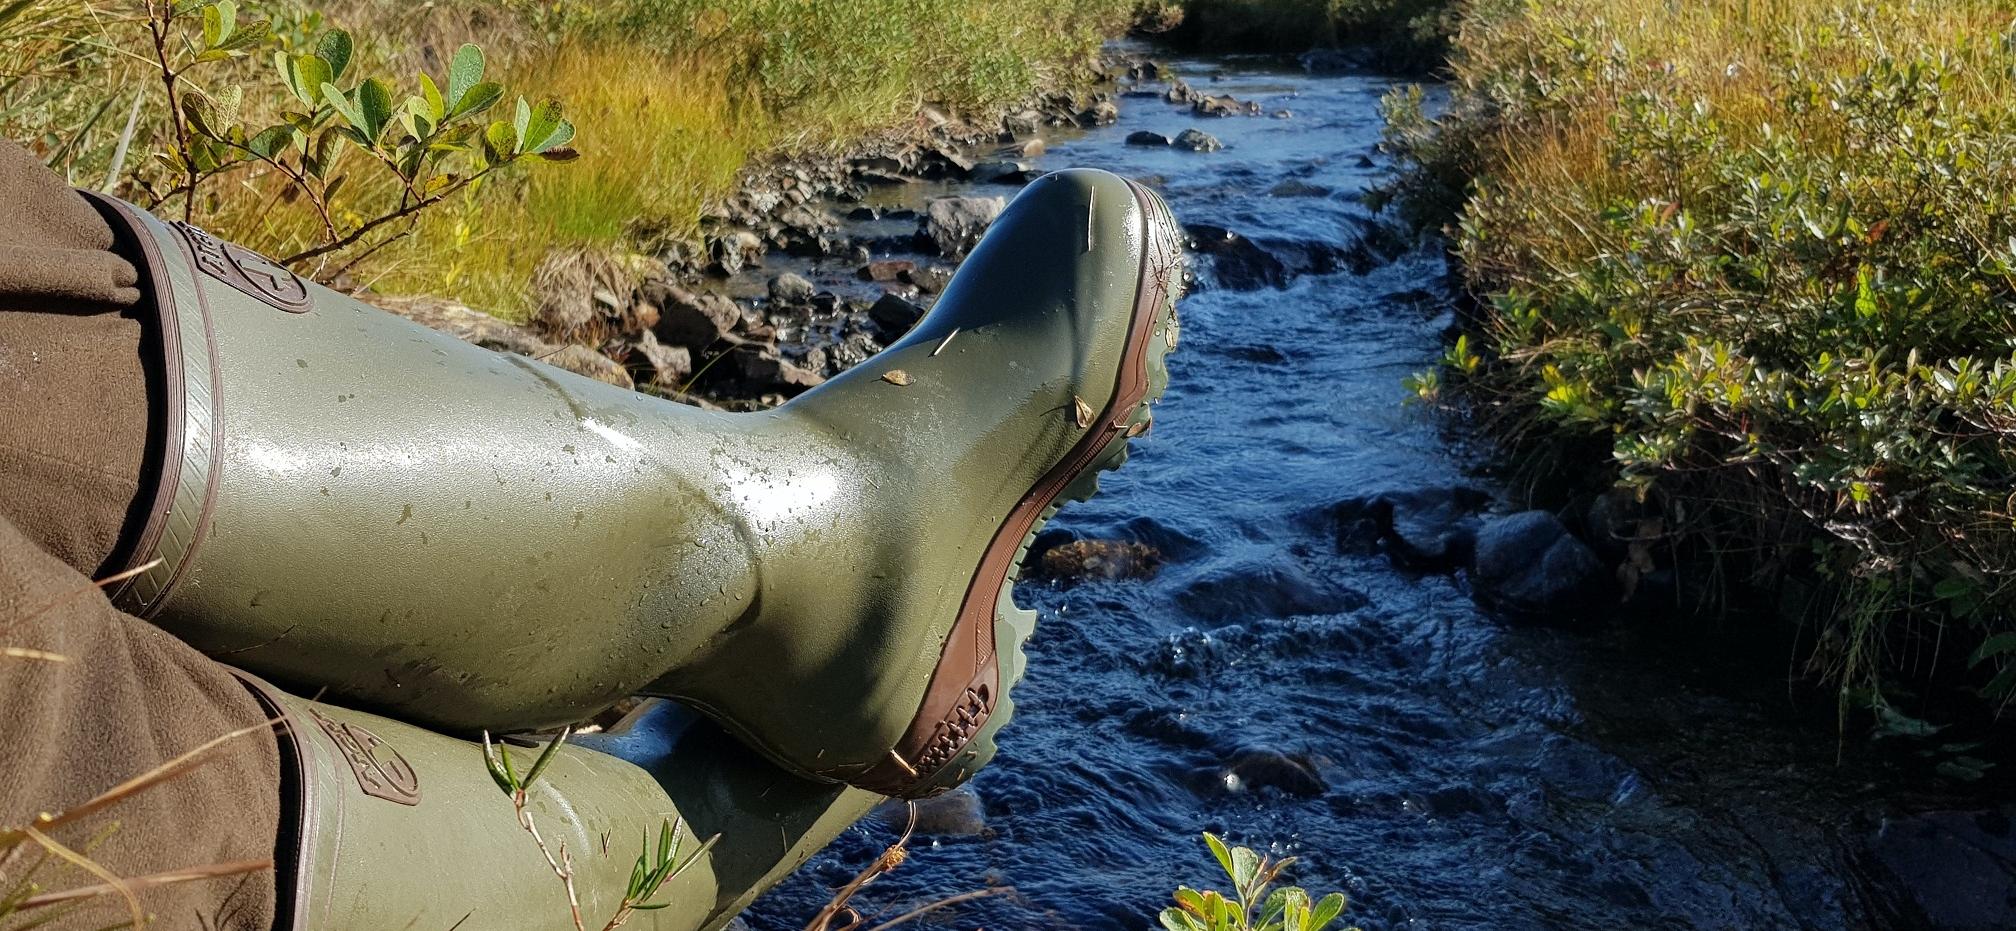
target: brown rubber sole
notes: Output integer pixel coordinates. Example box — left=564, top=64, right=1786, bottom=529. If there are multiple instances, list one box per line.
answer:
left=856, top=178, right=1183, bottom=797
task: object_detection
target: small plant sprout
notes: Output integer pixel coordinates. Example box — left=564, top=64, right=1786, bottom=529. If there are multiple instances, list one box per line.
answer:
left=1158, top=833, right=1355, bottom=931
left=482, top=728, right=718, bottom=931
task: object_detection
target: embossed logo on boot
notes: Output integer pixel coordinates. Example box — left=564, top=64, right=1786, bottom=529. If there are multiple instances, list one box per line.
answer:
left=307, top=708, right=422, bottom=805
left=171, top=221, right=312, bottom=313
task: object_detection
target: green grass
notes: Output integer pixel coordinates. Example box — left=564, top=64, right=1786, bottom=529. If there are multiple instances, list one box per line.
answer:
left=1385, top=0, right=2016, bottom=721
left=2, top=0, right=1137, bottom=317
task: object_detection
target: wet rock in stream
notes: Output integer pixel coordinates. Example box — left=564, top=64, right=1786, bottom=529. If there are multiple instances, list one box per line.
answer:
left=1176, top=559, right=1370, bottom=621
left=1472, top=510, right=1610, bottom=619
left=919, top=195, right=1006, bottom=256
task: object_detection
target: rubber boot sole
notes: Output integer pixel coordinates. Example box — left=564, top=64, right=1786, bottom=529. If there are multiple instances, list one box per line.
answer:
left=895, top=178, right=1184, bottom=796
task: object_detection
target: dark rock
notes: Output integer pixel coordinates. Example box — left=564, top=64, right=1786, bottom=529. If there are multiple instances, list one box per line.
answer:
left=708, top=231, right=763, bottom=277
left=1176, top=560, right=1369, bottom=621
left=1126, top=130, right=1172, bottom=147
left=905, top=265, right=954, bottom=295
left=970, top=160, right=1034, bottom=184
left=867, top=293, right=924, bottom=338
left=858, top=260, right=915, bottom=283
left=918, top=195, right=1005, bottom=256
left=629, top=330, right=692, bottom=390
left=1472, top=510, right=1609, bottom=619
left=646, top=282, right=740, bottom=349
left=1002, top=109, right=1042, bottom=137
left=844, top=206, right=878, bottom=221
left=766, top=272, right=815, bottom=304
left=872, top=786, right=987, bottom=837
left=547, top=344, right=633, bottom=390
left=1217, top=748, right=1326, bottom=797
left=1192, top=94, right=1256, bottom=118
left=1355, top=154, right=1376, bottom=169
left=1268, top=179, right=1331, bottom=198
left=1300, top=47, right=1366, bottom=73
left=1333, top=486, right=1491, bottom=571
left=1033, top=539, right=1163, bottom=585
left=1122, top=706, right=1215, bottom=750
left=1861, top=808, right=2016, bottom=931
left=734, top=347, right=824, bottom=393
left=915, top=143, right=975, bottom=179
left=1078, top=100, right=1119, bottom=126
left=1173, top=128, right=1222, bottom=152
left=1184, top=224, right=1287, bottom=290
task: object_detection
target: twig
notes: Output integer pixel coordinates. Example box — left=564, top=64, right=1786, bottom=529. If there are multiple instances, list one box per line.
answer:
left=866, top=886, right=1014, bottom=931
left=803, top=804, right=916, bottom=931
left=13, top=859, right=273, bottom=912
left=141, top=0, right=195, bottom=221
left=280, top=166, right=501, bottom=266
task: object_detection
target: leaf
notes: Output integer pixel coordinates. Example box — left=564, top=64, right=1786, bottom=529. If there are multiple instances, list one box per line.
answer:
left=1230, top=846, right=1261, bottom=897
left=513, top=95, right=531, bottom=150
left=200, top=0, right=235, bottom=51
left=521, top=98, right=568, bottom=152
left=881, top=369, right=914, bottom=386
left=417, top=72, right=445, bottom=124
left=480, top=734, right=516, bottom=795
left=316, top=29, right=352, bottom=80
left=218, top=18, right=268, bottom=51
left=246, top=124, right=291, bottom=159
left=446, top=43, right=485, bottom=113
left=450, top=82, right=503, bottom=119
left=1308, top=893, right=1346, bottom=931
left=519, top=726, right=569, bottom=789
left=319, top=82, right=363, bottom=132
left=1160, top=908, right=1206, bottom=931
left=1072, top=395, right=1094, bottom=428
left=1203, top=833, right=1235, bottom=882
left=356, top=77, right=394, bottom=140
left=482, top=119, right=517, bottom=163
left=290, top=54, right=332, bottom=108
left=1968, top=632, right=2016, bottom=667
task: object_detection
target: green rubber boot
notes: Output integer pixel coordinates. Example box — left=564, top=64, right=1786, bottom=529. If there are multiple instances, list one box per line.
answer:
left=232, top=671, right=878, bottom=931
left=85, top=168, right=1182, bottom=798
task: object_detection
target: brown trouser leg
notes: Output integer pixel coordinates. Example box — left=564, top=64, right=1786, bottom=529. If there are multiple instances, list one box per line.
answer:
left=0, top=141, right=280, bottom=929
left=0, top=515, right=281, bottom=931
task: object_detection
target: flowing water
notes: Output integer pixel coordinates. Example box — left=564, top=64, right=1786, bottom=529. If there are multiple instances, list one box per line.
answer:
left=740, top=49, right=2013, bottom=931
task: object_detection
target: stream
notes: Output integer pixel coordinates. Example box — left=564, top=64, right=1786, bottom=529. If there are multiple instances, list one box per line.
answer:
left=737, top=48, right=2016, bottom=931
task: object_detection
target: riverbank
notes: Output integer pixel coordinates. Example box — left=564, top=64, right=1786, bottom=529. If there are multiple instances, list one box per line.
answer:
left=1375, top=0, right=2016, bottom=732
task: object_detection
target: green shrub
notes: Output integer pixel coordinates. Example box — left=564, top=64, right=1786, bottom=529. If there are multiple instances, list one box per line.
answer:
left=1165, top=0, right=1460, bottom=72
left=1158, top=833, right=1358, bottom=931
left=1385, top=0, right=2016, bottom=718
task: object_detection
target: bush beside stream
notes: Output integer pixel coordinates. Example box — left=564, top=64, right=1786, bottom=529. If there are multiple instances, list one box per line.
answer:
left=1385, top=0, right=2016, bottom=723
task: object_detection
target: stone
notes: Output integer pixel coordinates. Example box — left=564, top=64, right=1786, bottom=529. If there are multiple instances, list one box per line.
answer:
left=1300, top=47, right=1365, bottom=73
left=766, top=272, right=815, bottom=304
left=1078, top=100, right=1119, bottom=126
left=1163, top=79, right=1194, bottom=103
left=708, top=231, right=764, bottom=277
left=872, top=786, right=987, bottom=837
left=646, top=281, right=740, bottom=349
left=1002, top=109, right=1043, bottom=137
left=1174, top=128, right=1223, bottom=152
left=734, top=347, right=824, bottom=393
left=994, top=138, right=1045, bottom=159
left=1471, top=510, right=1610, bottom=619
left=1217, top=748, right=1326, bottom=797
left=918, top=195, right=1005, bottom=256
left=1033, top=539, right=1163, bottom=585
left=857, top=260, right=915, bottom=283
left=1126, top=130, right=1172, bottom=147
left=370, top=296, right=555, bottom=358
left=1861, top=808, right=2016, bottom=931
left=1271, top=109, right=1294, bottom=119
left=867, top=293, right=924, bottom=337
left=630, top=330, right=692, bottom=389
left=1184, top=223, right=1287, bottom=289
left=1176, top=559, right=1369, bottom=621
left=546, top=344, right=633, bottom=390
left=905, top=265, right=954, bottom=295
left=1192, top=94, right=1252, bottom=118
left=1332, top=486, right=1491, bottom=570
left=970, top=160, right=1034, bottom=184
